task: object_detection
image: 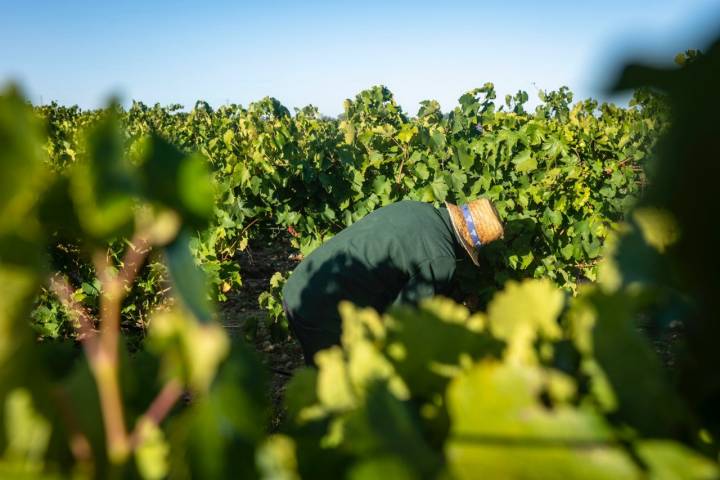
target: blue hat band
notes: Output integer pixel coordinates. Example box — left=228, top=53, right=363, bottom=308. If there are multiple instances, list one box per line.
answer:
left=461, top=204, right=483, bottom=249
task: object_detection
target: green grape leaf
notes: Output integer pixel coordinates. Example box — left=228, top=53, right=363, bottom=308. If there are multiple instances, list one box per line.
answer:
left=37, top=176, right=84, bottom=241
left=222, top=129, right=234, bottom=147
left=0, top=263, right=41, bottom=367
left=431, top=178, right=448, bottom=202
left=166, top=343, right=268, bottom=479
left=284, top=368, right=319, bottom=423
left=148, top=306, right=228, bottom=391
left=1, top=388, right=52, bottom=471
left=140, top=135, right=214, bottom=229
left=386, top=298, right=502, bottom=397
left=637, top=441, right=719, bottom=479
left=347, top=456, right=415, bottom=480
left=584, top=291, right=693, bottom=437
left=341, top=383, right=441, bottom=477
left=372, top=175, right=390, bottom=198
left=632, top=207, right=680, bottom=253
left=256, top=435, right=300, bottom=480
left=396, top=125, right=416, bottom=144
left=164, top=229, right=214, bottom=323
left=445, top=362, right=638, bottom=480
left=314, top=347, right=357, bottom=412
left=487, top=279, right=565, bottom=364
left=454, top=144, right=474, bottom=170
left=134, top=421, right=170, bottom=480
left=0, top=87, right=48, bottom=233
left=512, top=149, right=538, bottom=173
left=430, top=131, right=446, bottom=152
left=414, top=162, right=430, bottom=180
left=70, top=110, right=137, bottom=241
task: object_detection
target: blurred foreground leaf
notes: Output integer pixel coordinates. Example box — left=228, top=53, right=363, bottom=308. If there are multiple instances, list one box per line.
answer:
left=164, top=229, right=214, bottom=323
left=70, top=110, right=137, bottom=241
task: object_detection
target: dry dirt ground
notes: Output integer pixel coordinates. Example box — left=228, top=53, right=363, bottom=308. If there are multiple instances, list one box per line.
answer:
left=219, top=237, right=304, bottom=428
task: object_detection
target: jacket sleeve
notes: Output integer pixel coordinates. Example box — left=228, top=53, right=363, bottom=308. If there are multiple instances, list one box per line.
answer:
left=393, top=256, right=457, bottom=306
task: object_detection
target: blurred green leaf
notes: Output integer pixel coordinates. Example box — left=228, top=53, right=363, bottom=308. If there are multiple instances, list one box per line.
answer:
left=632, top=207, right=680, bottom=253
left=164, top=229, right=214, bottom=323
left=256, top=434, right=300, bottom=480
left=1, top=388, right=52, bottom=473
left=140, top=136, right=214, bottom=230
left=445, top=362, right=637, bottom=479
left=284, top=368, right=319, bottom=423
left=37, top=176, right=84, bottom=241
left=148, top=307, right=228, bottom=392
left=347, top=456, right=415, bottom=480
left=487, top=279, right=565, bottom=364
left=70, top=110, right=137, bottom=241
left=387, top=298, right=502, bottom=397
left=167, top=342, right=268, bottom=479
left=584, top=291, right=692, bottom=438
left=637, top=441, right=719, bottom=479
left=0, top=86, right=48, bottom=234
left=0, top=265, right=41, bottom=366
left=134, top=421, right=169, bottom=480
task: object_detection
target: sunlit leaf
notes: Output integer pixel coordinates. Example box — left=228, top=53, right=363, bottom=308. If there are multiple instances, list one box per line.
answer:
left=135, top=421, right=169, bottom=480
left=487, top=279, right=564, bottom=364
left=445, top=362, right=637, bottom=480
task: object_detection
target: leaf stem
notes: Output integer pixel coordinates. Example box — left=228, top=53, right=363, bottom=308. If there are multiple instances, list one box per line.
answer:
left=89, top=234, right=151, bottom=463
left=129, top=378, right=184, bottom=449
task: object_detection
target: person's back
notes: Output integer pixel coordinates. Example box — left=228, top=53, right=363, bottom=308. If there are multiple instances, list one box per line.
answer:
left=282, top=199, right=503, bottom=364
left=282, top=201, right=461, bottom=361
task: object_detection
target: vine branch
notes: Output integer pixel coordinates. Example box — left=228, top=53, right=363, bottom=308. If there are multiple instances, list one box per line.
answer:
left=52, top=234, right=153, bottom=464
left=129, top=379, right=184, bottom=449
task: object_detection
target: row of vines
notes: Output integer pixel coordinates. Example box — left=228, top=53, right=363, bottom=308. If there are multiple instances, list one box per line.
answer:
left=0, top=39, right=718, bottom=478
left=34, top=76, right=666, bottom=338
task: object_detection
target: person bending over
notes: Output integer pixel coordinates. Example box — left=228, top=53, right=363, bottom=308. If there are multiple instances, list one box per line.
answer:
left=281, top=198, right=504, bottom=365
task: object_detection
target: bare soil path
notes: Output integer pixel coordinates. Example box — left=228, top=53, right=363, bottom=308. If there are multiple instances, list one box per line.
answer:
left=219, top=237, right=304, bottom=428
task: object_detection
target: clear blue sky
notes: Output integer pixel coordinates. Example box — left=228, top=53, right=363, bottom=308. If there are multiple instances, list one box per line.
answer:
left=2, top=1, right=719, bottom=116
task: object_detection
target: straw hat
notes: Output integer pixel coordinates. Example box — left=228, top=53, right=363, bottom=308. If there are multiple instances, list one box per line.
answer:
left=445, top=198, right=504, bottom=266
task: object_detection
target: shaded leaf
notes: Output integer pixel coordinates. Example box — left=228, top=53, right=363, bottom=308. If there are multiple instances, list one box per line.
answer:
left=164, top=229, right=214, bottom=323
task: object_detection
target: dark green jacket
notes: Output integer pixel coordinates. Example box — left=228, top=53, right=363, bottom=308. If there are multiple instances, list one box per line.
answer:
left=282, top=201, right=465, bottom=354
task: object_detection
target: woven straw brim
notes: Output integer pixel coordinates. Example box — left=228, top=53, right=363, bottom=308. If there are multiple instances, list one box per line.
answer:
left=446, top=198, right=504, bottom=266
